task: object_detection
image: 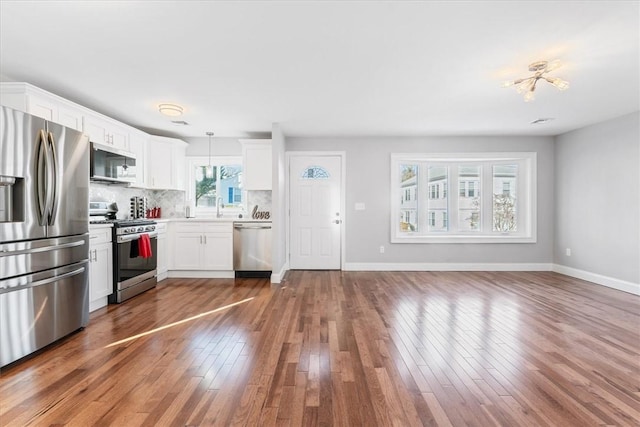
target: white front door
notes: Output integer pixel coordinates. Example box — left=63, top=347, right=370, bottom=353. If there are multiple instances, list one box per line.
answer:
left=289, top=155, right=342, bottom=270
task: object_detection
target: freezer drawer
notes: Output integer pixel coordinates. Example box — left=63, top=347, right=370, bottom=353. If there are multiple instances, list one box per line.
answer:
left=233, top=222, right=272, bottom=273
left=0, top=261, right=89, bottom=367
left=0, top=234, right=89, bottom=280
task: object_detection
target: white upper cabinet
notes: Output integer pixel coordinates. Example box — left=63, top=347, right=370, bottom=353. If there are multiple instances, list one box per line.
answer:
left=0, top=82, right=84, bottom=131
left=128, top=131, right=148, bottom=188
left=241, top=139, right=272, bottom=190
left=147, top=136, right=187, bottom=191
left=83, top=113, right=129, bottom=151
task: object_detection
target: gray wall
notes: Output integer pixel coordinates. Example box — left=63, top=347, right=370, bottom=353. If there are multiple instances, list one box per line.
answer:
left=554, top=112, right=639, bottom=283
left=287, top=136, right=554, bottom=265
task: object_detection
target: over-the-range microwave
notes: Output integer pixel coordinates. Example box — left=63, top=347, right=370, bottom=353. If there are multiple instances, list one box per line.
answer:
left=90, top=142, right=136, bottom=184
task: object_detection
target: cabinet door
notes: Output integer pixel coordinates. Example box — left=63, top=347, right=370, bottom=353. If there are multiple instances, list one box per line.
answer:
left=83, top=115, right=108, bottom=145
left=157, top=233, right=168, bottom=276
left=129, top=132, right=147, bottom=188
left=146, top=140, right=172, bottom=189
left=84, top=115, right=129, bottom=150
left=202, top=233, right=233, bottom=270
left=110, top=126, right=129, bottom=151
left=172, top=143, right=187, bottom=191
left=26, top=94, right=57, bottom=122
left=89, top=243, right=113, bottom=306
left=57, top=103, right=84, bottom=131
left=172, top=233, right=203, bottom=269
left=243, top=142, right=272, bottom=190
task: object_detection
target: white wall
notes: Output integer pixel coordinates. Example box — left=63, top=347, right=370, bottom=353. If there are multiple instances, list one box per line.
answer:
left=287, top=136, right=554, bottom=267
left=554, top=112, right=640, bottom=286
left=183, top=137, right=242, bottom=156
left=271, top=124, right=287, bottom=282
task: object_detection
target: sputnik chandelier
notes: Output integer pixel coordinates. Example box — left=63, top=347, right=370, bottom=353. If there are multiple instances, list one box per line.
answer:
left=502, top=60, right=569, bottom=102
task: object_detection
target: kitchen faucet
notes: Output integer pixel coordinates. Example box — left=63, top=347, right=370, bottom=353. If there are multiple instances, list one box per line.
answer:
left=216, top=196, right=224, bottom=218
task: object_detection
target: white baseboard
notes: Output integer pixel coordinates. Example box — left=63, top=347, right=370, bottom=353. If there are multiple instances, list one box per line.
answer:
left=89, top=296, right=108, bottom=313
left=343, top=262, right=553, bottom=272
left=271, top=262, right=289, bottom=284
left=552, top=264, right=640, bottom=296
left=167, top=270, right=235, bottom=279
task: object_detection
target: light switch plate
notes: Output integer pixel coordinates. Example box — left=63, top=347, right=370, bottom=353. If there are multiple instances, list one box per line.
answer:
left=355, top=203, right=366, bottom=211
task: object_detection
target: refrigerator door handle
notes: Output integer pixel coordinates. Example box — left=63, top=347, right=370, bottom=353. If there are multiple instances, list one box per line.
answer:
left=47, top=131, right=59, bottom=225
left=35, top=129, right=50, bottom=226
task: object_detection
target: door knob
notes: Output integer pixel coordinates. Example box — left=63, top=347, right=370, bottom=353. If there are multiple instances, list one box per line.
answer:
left=334, top=219, right=341, bottom=224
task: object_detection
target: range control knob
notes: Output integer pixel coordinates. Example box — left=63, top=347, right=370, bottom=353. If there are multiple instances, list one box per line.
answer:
left=137, top=227, right=144, bottom=232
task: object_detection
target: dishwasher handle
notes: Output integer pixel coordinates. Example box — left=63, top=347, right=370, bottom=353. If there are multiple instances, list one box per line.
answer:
left=234, top=223, right=272, bottom=230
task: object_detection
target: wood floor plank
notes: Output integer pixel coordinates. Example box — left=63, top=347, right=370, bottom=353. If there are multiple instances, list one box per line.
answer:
left=1, top=271, right=638, bottom=426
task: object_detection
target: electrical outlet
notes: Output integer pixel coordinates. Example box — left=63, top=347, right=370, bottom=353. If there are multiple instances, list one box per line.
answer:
left=566, top=248, right=571, bottom=256
left=379, top=245, right=385, bottom=254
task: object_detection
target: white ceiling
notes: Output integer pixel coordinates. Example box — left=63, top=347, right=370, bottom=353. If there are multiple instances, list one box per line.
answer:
left=0, top=1, right=638, bottom=139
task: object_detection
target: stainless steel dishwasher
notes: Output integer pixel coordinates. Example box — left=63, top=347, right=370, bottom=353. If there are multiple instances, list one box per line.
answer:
left=233, top=221, right=272, bottom=277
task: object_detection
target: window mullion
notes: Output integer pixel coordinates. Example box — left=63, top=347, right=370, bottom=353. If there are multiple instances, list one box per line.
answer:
left=482, top=162, right=493, bottom=233
left=417, top=163, right=428, bottom=233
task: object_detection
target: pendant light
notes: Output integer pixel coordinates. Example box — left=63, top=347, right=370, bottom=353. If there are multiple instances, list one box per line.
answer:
left=205, top=131, right=214, bottom=178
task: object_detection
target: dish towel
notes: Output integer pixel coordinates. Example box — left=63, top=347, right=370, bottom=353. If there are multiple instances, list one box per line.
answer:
left=138, top=234, right=153, bottom=258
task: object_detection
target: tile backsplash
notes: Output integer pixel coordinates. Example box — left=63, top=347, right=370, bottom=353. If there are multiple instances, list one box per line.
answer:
left=246, top=190, right=272, bottom=213
left=89, top=183, right=185, bottom=219
left=90, top=184, right=271, bottom=220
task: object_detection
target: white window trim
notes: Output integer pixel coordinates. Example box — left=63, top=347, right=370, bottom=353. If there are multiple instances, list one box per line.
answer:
left=390, top=152, right=537, bottom=244
left=186, top=156, right=244, bottom=215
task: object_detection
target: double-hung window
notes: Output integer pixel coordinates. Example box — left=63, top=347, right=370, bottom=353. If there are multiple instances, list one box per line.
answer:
left=391, top=152, right=536, bottom=243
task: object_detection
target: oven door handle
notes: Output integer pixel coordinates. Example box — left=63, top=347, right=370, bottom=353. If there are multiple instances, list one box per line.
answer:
left=117, top=231, right=158, bottom=243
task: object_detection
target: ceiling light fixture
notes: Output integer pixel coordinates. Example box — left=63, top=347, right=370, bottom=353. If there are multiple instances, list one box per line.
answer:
left=158, top=103, right=184, bottom=116
left=502, top=60, right=569, bottom=102
left=206, top=131, right=214, bottom=179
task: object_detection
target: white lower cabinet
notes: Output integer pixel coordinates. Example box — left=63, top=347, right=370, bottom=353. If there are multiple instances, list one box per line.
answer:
left=89, top=227, right=113, bottom=312
left=169, top=221, right=233, bottom=276
left=156, top=222, right=168, bottom=281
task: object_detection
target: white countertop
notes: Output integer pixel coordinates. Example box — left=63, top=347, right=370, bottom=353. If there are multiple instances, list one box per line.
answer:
left=88, top=223, right=113, bottom=230
left=170, top=217, right=270, bottom=223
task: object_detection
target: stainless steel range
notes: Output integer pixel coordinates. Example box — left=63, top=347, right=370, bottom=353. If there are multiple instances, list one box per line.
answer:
left=90, top=206, right=158, bottom=303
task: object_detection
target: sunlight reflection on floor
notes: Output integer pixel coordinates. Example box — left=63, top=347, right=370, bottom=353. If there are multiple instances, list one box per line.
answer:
left=104, top=297, right=254, bottom=348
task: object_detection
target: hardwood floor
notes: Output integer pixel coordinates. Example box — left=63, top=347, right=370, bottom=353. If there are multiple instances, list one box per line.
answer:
left=1, top=271, right=639, bottom=426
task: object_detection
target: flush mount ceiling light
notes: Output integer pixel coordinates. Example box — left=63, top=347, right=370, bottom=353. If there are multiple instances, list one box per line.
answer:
left=502, top=60, right=569, bottom=102
left=158, top=103, right=184, bottom=116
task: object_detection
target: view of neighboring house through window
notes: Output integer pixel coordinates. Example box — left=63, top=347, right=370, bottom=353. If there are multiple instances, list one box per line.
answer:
left=391, top=152, right=535, bottom=243
left=399, top=164, right=418, bottom=231
left=493, top=165, right=517, bottom=232
left=427, top=166, right=448, bottom=232
left=458, top=165, right=481, bottom=231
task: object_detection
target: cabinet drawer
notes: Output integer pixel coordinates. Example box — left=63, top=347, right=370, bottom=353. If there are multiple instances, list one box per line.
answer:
left=155, top=222, right=168, bottom=234
left=174, top=222, right=232, bottom=234
left=89, top=228, right=112, bottom=245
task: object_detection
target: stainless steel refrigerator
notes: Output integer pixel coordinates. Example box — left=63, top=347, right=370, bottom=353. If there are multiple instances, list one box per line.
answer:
left=0, top=105, right=90, bottom=367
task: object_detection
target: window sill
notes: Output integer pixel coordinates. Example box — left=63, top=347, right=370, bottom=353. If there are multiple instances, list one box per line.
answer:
left=391, top=234, right=536, bottom=244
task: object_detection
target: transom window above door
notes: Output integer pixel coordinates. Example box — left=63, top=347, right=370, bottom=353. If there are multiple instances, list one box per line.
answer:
left=391, top=152, right=536, bottom=243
